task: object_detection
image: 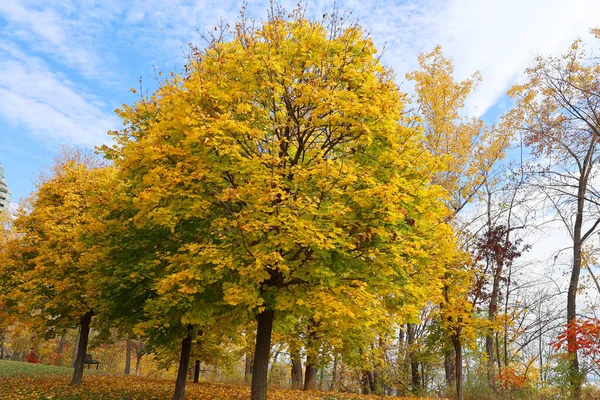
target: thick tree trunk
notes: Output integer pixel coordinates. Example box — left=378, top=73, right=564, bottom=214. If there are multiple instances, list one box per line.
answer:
left=172, top=333, right=193, bottom=400
left=71, top=311, right=93, bottom=385
left=451, top=334, right=463, bottom=400
left=303, top=357, right=317, bottom=391
left=251, top=309, right=275, bottom=400
left=124, top=340, right=132, bottom=375
left=444, top=347, right=455, bottom=389
left=193, top=360, right=200, bottom=383
left=291, top=348, right=303, bottom=389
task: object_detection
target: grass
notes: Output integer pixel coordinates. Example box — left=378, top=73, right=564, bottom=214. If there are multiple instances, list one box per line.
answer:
left=0, top=359, right=104, bottom=378
left=0, top=359, right=75, bottom=377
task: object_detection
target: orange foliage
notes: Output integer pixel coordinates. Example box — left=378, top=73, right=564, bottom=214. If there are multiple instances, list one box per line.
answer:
left=497, top=366, right=527, bottom=392
left=0, top=375, right=439, bottom=400
left=552, top=318, right=600, bottom=363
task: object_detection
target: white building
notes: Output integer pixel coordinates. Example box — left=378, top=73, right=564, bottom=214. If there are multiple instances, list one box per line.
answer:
left=0, top=165, right=11, bottom=211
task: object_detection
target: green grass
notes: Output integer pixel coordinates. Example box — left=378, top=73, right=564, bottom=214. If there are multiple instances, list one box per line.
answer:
left=0, top=359, right=103, bottom=378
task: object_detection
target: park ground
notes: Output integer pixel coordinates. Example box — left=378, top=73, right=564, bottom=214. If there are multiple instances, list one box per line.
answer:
left=0, top=360, right=437, bottom=400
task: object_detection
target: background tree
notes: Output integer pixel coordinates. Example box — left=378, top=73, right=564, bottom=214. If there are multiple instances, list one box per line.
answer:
left=5, top=149, right=115, bottom=385
left=503, top=33, right=600, bottom=399
left=407, top=45, right=511, bottom=399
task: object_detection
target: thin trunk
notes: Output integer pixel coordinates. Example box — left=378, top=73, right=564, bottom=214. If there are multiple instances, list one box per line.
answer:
left=251, top=309, right=275, bottom=400
left=567, top=168, right=588, bottom=400
left=245, top=351, right=254, bottom=384
left=486, top=260, right=502, bottom=389
left=291, top=348, right=303, bottom=389
left=444, top=349, right=455, bottom=388
left=407, top=323, right=420, bottom=392
left=56, top=334, right=67, bottom=355
left=135, top=350, right=143, bottom=376
left=329, top=354, right=338, bottom=391
left=368, top=370, right=376, bottom=393
left=193, top=360, right=200, bottom=383
left=361, top=370, right=371, bottom=394
left=451, top=334, right=463, bottom=400
left=124, top=340, right=132, bottom=375
left=172, top=332, right=193, bottom=400
left=71, top=326, right=81, bottom=368
left=70, top=311, right=93, bottom=386
left=568, top=240, right=582, bottom=399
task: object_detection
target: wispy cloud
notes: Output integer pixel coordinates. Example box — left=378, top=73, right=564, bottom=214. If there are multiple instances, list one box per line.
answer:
left=0, top=44, right=119, bottom=147
left=1, top=0, right=599, bottom=151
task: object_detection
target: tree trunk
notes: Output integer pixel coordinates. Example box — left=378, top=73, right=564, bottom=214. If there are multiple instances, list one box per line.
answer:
left=291, top=348, right=303, bottom=389
left=193, top=360, right=200, bottom=383
left=361, top=370, right=371, bottom=394
left=407, top=323, right=421, bottom=392
left=135, top=349, right=143, bottom=376
left=56, top=334, right=68, bottom=355
left=444, top=348, right=454, bottom=388
left=451, top=334, right=463, bottom=400
left=568, top=240, right=582, bottom=400
left=329, top=354, right=338, bottom=391
left=245, top=351, right=254, bottom=384
left=251, top=309, right=275, bottom=400
left=70, top=311, right=93, bottom=385
left=124, top=339, right=132, bottom=375
left=71, top=326, right=81, bottom=368
left=303, top=357, right=317, bottom=391
left=172, top=333, right=193, bottom=400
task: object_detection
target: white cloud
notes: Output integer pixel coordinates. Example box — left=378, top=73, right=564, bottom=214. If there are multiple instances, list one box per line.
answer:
left=1, top=0, right=600, bottom=148
left=0, top=0, right=116, bottom=81
left=0, top=44, right=118, bottom=147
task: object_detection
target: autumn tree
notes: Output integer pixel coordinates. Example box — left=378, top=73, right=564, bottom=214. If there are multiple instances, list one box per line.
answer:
left=105, top=8, right=455, bottom=400
left=503, top=33, right=600, bottom=399
left=407, top=45, right=511, bottom=400
left=5, top=150, right=115, bottom=385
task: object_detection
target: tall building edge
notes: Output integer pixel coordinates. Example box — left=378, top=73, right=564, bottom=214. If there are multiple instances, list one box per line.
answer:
left=0, top=165, right=11, bottom=211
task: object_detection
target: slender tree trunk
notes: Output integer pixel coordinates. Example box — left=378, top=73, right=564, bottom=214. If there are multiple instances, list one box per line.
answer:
left=135, top=350, right=143, bottom=376
left=407, top=324, right=421, bottom=392
left=251, top=309, right=275, bottom=400
left=71, top=311, right=93, bottom=385
left=368, top=370, right=376, bottom=393
left=444, top=347, right=455, bottom=389
left=71, top=326, right=81, bottom=367
left=172, top=333, right=193, bottom=400
left=451, top=334, right=463, bottom=400
left=124, top=339, right=132, bottom=375
left=361, top=370, right=371, bottom=394
left=329, top=354, right=338, bottom=391
left=568, top=240, right=582, bottom=400
left=486, top=264, right=502, bottom=389
left=245, top=351, right=254, bottom=384
left=193, top=360, right=200, bottom=383
left=291, top=348, right=303, bottom=389
left=56, top=334, right=67, bottom=355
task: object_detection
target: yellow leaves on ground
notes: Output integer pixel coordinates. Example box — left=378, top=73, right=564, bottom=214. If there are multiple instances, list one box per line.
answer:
left=0, top=374, right=439, bottom=400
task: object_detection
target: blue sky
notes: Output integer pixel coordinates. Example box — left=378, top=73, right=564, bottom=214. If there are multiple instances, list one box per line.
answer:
left=1, top=0, right=599, bottom=204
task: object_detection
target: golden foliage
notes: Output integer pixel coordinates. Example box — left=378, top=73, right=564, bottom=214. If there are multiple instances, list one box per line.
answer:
left=0, top=374, right=439, bottom=400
